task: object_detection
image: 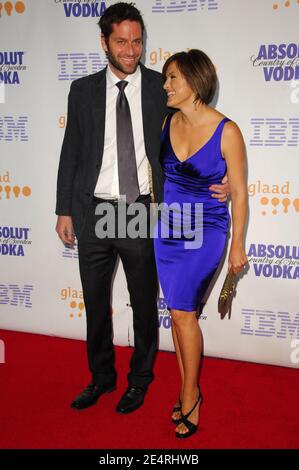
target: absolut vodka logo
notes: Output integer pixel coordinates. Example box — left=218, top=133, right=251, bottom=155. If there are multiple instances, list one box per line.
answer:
left=251, top=43, right=299, bottom=82
left=248, top=244, right=299, bottom=279
left=158, top=297, right=172, bottom=330
left=0, top=51, right=26, bottom=85
left=0, top=226, right=31, bottom=257
left=55, top=0, right=106, bottom=17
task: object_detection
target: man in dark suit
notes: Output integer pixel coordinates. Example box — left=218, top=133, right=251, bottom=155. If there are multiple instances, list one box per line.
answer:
left=56, top=2, right=227, bottom=414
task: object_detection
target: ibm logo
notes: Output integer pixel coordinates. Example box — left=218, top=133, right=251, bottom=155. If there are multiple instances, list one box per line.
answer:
left=62, top=242, right=78, bottom=260
left=57, top=53, right=108, bottom=81
left=250, top=118, right=299, bottom=147
left=0, top=284, right=33, bottom=308
left=152, top=0, right=218, bottom=13
left=241, top=309, right=299, bottom=339
left=0, top=116, right=28, bottom=142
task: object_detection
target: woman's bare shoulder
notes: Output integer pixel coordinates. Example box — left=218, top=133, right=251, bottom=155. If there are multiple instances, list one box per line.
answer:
left=222, top=120, right=243, bottom=139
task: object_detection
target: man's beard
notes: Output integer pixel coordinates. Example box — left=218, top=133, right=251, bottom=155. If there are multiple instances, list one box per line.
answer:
left=106, top=49, right=140, bottom=76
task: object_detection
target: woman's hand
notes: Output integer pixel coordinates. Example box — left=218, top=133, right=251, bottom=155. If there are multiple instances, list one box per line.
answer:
left=228, top=244, right=248, bottom=274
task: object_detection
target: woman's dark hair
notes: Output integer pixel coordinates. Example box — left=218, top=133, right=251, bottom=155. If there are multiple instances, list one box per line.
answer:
left=162, top=49, right=217, bottom=105
left=98, top=2, right=145, bottom=41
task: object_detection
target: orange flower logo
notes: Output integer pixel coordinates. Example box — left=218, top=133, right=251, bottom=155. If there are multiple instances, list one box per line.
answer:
left=260, top=196, right=299, bottom=215
left=0, top=185, right=31, bottom=199
left=273, top=0, right=299, bottom=9
left=69, top=301, right=85, bottom=319
left=0, top=1, right=25, bottom=17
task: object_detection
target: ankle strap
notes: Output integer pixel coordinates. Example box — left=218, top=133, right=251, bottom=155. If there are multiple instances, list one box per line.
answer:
left=183, top=391, right=202, bottom=420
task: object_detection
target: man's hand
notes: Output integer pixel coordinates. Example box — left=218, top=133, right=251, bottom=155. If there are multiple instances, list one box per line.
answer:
left=209, top=174, right=230, bottom=202
left=56, top=216, right=75, bottom=245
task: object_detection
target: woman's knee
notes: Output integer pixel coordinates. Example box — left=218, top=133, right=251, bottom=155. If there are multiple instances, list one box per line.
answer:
left=171, top=309, right=196, bottom=326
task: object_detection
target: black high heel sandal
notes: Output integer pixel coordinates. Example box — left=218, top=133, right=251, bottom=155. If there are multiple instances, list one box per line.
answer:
left=171, top=397, right=182, bottom=424
left=175, top=388, right=203, bottom=439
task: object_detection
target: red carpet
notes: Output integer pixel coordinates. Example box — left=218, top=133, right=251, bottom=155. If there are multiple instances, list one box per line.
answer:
left=0, top=329, right=299, bottom=449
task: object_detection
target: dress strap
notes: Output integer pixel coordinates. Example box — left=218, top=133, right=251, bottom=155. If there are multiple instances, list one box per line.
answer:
left=217, top=117, right=231, bottom=133
left=161, top=113, right=174, bottom=140
left=216, top=117, right=231, bottom=158
left=213, top=117, right=231, bottom=142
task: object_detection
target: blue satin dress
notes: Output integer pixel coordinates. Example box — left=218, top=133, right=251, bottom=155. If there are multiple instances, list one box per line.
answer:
left=154, top=114, right=230, bottom=311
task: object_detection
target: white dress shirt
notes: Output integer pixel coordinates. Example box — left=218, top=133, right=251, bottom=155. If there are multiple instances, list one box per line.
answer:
left=94, top=64, right=150, bottom=199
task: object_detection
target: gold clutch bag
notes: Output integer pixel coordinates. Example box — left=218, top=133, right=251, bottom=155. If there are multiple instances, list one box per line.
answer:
left=218, top=269, right=236, bottom=319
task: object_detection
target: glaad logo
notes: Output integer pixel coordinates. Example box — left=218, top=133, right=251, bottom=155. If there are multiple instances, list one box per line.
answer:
left=248, top=180, right=299, bottom=216
left=0, top=226, right=31, bottom=256
left=0, top=116, right=28, bottom=142
left=0, top=171, right=32, bottom=201
left=250, top=118, right=299, bottom=147
left=60, top=286, right=85, bottom=319
left=241, top=309, right=299, bottom=341
left=56, top=0, right=106, bottom=18
left=152, top=0, right=218, bottom=13
left=57, top=53, right=107, bottom=81
left=247, top=244, right=299, bottom=280
left=0, top=51, right=26, bottom=85
left=58, top=114, right=67, bottom=129
left=0, top=1, right=25, bottom=17
left=0, top=284, right=33, bottom=308
left=251, top=43, right=299, bottom=82
left=149, top=47, right=190, bottom=66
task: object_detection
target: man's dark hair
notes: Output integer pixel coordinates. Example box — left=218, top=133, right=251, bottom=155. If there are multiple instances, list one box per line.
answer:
left=98, top=2, right=145, bottom=41
left=162, top=49, right=217, bottom=105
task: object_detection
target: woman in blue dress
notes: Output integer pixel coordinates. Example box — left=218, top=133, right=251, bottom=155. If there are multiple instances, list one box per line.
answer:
left=154, top=50, right=248, bottom=438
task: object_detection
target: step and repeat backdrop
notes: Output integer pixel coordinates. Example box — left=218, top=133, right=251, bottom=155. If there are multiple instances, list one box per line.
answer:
left=0, top=0, right=298, bottom=368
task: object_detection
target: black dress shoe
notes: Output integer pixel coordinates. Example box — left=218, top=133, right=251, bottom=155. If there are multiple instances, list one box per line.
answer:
left=116, top=386, right=146, bottom=414
left=71, top=382, right=116, bottom=410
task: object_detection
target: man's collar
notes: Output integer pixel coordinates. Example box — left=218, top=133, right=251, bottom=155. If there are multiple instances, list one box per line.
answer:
left=106, top=63, right=141, bottom=89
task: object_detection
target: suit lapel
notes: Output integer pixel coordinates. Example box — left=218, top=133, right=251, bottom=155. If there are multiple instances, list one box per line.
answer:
left=91, top=68, right=107, bottom=164
left=141, top=65, right=158, bottom=163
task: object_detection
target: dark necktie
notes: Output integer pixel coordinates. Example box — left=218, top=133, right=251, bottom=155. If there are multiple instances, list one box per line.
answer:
left=116, top=80, right=140, bottom=204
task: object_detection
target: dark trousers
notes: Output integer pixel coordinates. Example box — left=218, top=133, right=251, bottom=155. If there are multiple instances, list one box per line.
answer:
left=77, top=196, right=158, bottom=389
